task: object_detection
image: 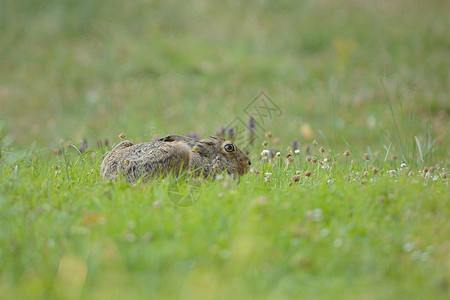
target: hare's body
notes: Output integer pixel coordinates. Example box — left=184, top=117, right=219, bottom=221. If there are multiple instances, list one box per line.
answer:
left=100, top=135, right=251, bottom=182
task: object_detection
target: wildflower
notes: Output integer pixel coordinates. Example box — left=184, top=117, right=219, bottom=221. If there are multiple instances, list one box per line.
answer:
left=324, top=158, right=330, bottom=162
left=296, top=170, right=301, bottom=175
left=188, top=132, right=200, bottom=139
left=79, top=138, right=88, bottom=154
left=250, top=168, right=260, bottom=174
left=344, top=150, right=350, bottom=157
left=391, top=155, right=398, bottom=160
left=265, top=172, right=272, bottom=177
left=264, top=176, right=271, bottom=182
left=400, top=163, right=407, bottom=168
left=311, top=157, right=318, bottom=163
left=247, top=117, right=256, bottom=134
left=333, top=239, right=343, bottom=248
left=290, top=140, right=299, bottom=150
left=326, top=179, right=333, bottom=185
left=294, top=149, right=300, bottom=154
left=388, top=170, right=397, bottom=176
left=372, top=167, right=379, bottom=175
left=423, top=167, right=429, bottom=173
left=276, top=152, right=281, bottom=157
left=215, top=126, right=226, bottom=137
left=118, top=133, right=126, bottom=139
left=429, top=167, right=435, bottom=173
left=286, top=154, right=294, bottom=163
left=261, top=149, right=270, bottom=157
left=306, top=155, right=312, bottom=162
left=265, top=131, right=273, bottom=138
left=306, top=208, right=323, bottom=222
left=262, top=141, right=268, bottom=147
left=227, top=128, right=235, bottom=140
left=403, top=242, right=415, bottom=253
left=364, top=153, right=370, bottom=160
left=363, top=171, right=369, bottom=177
left=322, top=164, right=330, bottom=170
left=319, top=147, right=325, bottom=153
left=408, top=171, right=414, bottom=176
left=304, top=170, right=311, bottom=177
left=291, top=175, right=301, bottom=182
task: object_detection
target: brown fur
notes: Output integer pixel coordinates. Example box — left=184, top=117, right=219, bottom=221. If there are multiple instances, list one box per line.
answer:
left=100, top=135, right=251, bottom=182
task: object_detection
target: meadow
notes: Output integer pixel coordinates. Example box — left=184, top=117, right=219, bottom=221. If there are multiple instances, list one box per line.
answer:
left=0, top=0, right=448, bottom=299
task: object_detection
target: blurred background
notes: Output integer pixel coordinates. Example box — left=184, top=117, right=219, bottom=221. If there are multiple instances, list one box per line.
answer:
left=0, top=0, right=448, bottom=158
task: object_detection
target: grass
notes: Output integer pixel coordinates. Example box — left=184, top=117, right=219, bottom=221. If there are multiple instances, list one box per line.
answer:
left=0, top=0, right=448, bottom=299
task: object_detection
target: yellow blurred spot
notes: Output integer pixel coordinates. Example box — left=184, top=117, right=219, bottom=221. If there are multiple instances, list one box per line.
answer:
left=301, top=123, right=314, bottom=140
left=53, top=255, right=88, bottom=299
left=333, top=37, right=358, bottom=70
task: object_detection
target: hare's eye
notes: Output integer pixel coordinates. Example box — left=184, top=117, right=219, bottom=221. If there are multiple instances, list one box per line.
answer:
left=224, top=143, right=235, bottom=152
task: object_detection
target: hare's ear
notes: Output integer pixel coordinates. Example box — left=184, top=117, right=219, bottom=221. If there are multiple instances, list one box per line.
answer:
left=159, top=135, right=189, bottom=142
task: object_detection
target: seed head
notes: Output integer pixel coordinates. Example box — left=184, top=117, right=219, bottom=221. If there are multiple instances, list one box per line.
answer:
left=363, top=171, right=369, bottom=177
left=311, top=157, right=318, bottom=163
left=391, top=155, right=398, bottom=161
left=344, top=150, right=350, bottom=157
left=372, top=167, right=379, bottom=175
left=364, top=153, right=371, bottom=161
left=291, top=175, right=301, bottom=182
left=118, top=133, right=126, bottom=139
left=306, top=155, right=312, bottom=162
left=304, top=170, right=311, bottom=177
left=319, top=147, right=325, bottom=153
left=262, top=141, right=268, bottom=147
left=423, top=167, right=429, bottom=173
left=265, top=131, right=273, bottom=138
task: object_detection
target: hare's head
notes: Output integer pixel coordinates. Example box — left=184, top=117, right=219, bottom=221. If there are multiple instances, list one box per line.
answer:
left=202, top=136, right=251, bottom=176
left=160, top=135, right=251, bottom=176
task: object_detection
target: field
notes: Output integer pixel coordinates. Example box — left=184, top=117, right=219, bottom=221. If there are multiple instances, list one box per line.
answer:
left=0, top=0, right=448, bottom=299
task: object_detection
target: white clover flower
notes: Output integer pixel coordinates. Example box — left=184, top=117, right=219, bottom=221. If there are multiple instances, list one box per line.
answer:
left=388, top=170, right=397, bottom=176
left=326, top=179, right=333, bottom=184
left=294, top=149, right=300, bottom=154
left=403, top=242, right=414, bottom=252
left=320, top=228, right=330, bottom=237
left=400, top=163, right=407, bottom=168
left=265, top=172, right=272, bottom=177
left=276, top=152, right=281, bottom=157
left=324, top=158, right=330, bottom=162
left=333, top=239, right=343, bottom=248
left=261, top=149, right=270, bottom=157
left=322, top=164, right=330, bottom=170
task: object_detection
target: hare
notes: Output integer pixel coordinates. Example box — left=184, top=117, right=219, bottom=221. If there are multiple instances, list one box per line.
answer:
left=100, top=135, right=251, bottom=182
